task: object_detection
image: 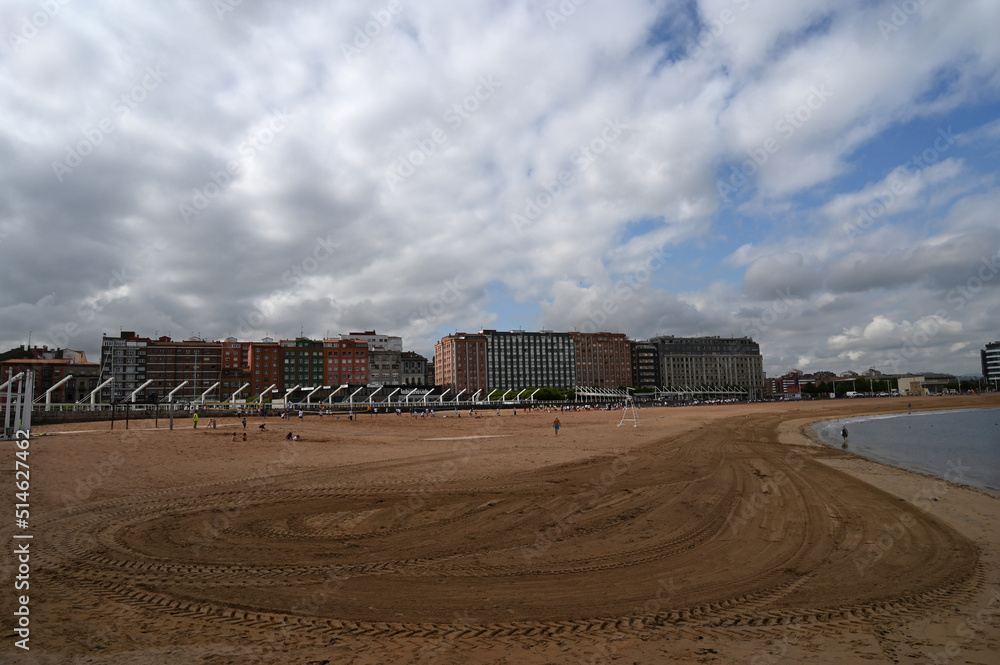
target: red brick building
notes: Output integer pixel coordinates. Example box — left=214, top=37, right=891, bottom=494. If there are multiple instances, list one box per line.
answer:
left=571, top=332, right=631, bottom=388
left=249, top=339, right=281, bottom=397
left=321, top=338, right=369, bottom=386
left=434, top=333, right=487, bottom=394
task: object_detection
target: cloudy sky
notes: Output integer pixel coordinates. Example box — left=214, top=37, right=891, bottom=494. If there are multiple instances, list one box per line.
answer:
left=2, top=0, right=999, bottom=377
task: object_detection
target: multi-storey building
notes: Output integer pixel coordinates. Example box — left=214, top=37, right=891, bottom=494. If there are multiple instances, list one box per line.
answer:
left=144, top=336, right=223, bottom=403
left=571, top=332, right=631, bottom=388
left=249, top=338, right=281, bottom=397
left=100, top=332, right=152, bottom=402
left=652, top=335, right=765, bottom=399
left=983, top=341, right=1000, bottom=388
left=434, top=333, right=487, bottom=394
left=369, top=348, right=401, bottom=386
left=401, top=351, right=428, bottom=385
left=0, top=355, right=100, bottom=404
left=280, top=338, right=326, bottom=391
left=482, top=330, right=576, bottom=390
left=322, top=338, right=369, bottom=386
left=222, top=337, right=251, bottom=369
left=340, top=330, right=402, bottom=352
left=629, top=340, right=661, bottom=389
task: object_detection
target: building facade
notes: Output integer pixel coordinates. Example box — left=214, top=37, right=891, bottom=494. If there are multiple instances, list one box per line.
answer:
left=652, top=335, right=765, bottom=398
left=144, top=336, right=223, bottom=403
left=434, top=333, right=487, bottom=394
left=571, top=332, right=631, bottom=388
left=100, top=332, right=151, bottom=402
left=340, top=330, right=402, bottom=352
left=983, top=341, right=1000, bottom=388
left=482, top=330, right=576, bottom=390
left=0, top=357, right=100, bottom=404
left=280, top=338, right=327, bottom=393
left=368, top=348, right=401, bottom=386
left=401, top=351, right=428, bottom=385
left=249, top=338, right=281, bottom=397
left=629, top=340, right=661, bottom=389
left=322, top=338, right=369, bottom=386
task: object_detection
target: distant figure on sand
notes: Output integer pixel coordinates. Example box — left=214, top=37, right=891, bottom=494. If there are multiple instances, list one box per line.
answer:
left=242, top=433, right=247, bottom=441
left=193, top=412, right=199, bottom=428
left=259, top=423, right=266, bottom=431
left=553, top=417, right=560, bottom=436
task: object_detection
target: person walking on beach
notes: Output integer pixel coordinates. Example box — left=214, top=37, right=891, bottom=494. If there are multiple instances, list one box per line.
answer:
left=242, top=417, right=247, bottom=430
left=841, top=426, right=848, bottom=446
left=193, top=412, right=199, bottom=429
left=553, top=417, right=560, bottom=436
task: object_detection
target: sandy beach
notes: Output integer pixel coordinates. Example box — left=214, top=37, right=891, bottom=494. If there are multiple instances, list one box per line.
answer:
left=2, top=395, right=998, bottom=664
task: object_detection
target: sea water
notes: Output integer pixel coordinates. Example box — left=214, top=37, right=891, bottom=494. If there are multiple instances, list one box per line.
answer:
left=813, top=407, right=1000, bottom=492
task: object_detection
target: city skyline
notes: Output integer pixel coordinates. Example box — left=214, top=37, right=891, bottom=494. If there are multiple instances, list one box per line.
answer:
left=4, top=328, right=993, bottom=382
left=2, top=2, right=999, bottom=380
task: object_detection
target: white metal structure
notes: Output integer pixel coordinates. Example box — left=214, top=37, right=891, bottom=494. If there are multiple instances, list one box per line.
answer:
left=41, top=374, right=73, bottom=410
left=83, top=377, right=114, bottom=406
left=259, top=384, right=277, bottom=404
left=3, top=369, right=33, bottom=438
left=130, top=379, right=155, bottom=403
left=167, top=381, right=189, bottom=403
left=617, top=399, right=641, bottom=428
left=199, top=382, right=221, bottom=404
left=229, top=382, right=251, bottom=403
left=305, top=385, right=323, bottom=404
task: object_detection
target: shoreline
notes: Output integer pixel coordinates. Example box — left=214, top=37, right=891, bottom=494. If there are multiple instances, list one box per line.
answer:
left=800, top=405, right=1000, bottom=496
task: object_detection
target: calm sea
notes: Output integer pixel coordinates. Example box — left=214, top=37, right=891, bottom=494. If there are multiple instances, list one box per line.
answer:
left=813, top=408, right=1000, bottom=493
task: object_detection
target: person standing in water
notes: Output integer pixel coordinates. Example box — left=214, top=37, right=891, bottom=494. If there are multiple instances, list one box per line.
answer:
left=841, top=426, right=849, bottom=447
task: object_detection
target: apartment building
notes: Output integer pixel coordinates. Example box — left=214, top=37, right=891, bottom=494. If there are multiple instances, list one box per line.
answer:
left=571, top=332, right=631, bottom=388
left=482, top=330, right=576, bottom=390
left=434, top=333, right=487, bottom=394
left=652, top=335, right=764, bottom=398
